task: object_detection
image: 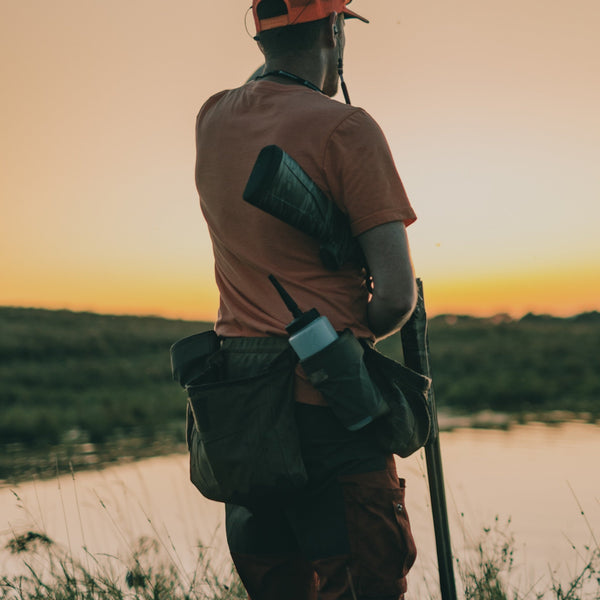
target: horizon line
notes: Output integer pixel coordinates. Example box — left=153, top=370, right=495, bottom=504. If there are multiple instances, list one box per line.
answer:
left=2, top=302, right=598, bottom=324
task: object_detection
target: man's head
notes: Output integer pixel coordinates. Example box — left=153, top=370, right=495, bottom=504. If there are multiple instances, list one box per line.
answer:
left=252, top=0, right=367, bottom=37
left=252, top=0, right=367, bottom=97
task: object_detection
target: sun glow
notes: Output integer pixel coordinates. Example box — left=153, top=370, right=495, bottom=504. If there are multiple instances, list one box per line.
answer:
left=1, top=0, right=598, bottom=320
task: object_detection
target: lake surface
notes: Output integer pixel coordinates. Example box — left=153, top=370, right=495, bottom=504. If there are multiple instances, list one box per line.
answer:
left=2, top=422, right=599, bottom=598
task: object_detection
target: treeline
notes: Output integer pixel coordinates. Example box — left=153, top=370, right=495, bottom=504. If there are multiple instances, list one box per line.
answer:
left=0, top=307, right=211, bottom=447
left=1, top=307, right=599, bottom=449
left=380, top=311, right=600, bottom=416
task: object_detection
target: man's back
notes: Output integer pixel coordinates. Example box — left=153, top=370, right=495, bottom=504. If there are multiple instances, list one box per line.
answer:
left=195, top=79, right=415, bottom=339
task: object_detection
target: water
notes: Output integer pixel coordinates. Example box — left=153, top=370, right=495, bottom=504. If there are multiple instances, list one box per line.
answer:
left=1, top=422, right=599, bottom=597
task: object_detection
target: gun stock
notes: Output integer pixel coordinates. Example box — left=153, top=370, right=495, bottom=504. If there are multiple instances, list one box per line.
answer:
left=243, top=145, right=364, bottom=270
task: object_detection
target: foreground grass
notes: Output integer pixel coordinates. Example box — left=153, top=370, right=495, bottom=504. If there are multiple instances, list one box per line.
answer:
left=2, top=521, right=598, bottom=600
left=1, top=532, right=246, bottom=600
left=455, top=517, right=600, bottom=600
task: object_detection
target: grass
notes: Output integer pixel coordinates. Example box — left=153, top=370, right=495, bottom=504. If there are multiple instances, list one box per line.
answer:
left=2, top=305, right=600, bottom=595
left=459, top=519, right=599, bottom=600
left=1, top=306, right=599, bottom=464
left=0, top=307, right=213, bottom=450
left=2, top=484, right=599, bottom=600
left=1, top=531, right=246, bottom=599
left=379, top=311, right=600, bottom=419
left=2, top=519, right=598, bottom=600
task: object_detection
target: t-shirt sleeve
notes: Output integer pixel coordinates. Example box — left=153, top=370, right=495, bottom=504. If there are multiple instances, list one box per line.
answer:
left=323, top=108, right=416, bottom=236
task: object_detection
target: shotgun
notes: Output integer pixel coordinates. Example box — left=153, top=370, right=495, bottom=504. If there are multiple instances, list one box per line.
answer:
left=243, top=145, right=458, bottom=600
left=243, top=144, right=364, bottom=271
left=401, top=280, right=458, bottom=600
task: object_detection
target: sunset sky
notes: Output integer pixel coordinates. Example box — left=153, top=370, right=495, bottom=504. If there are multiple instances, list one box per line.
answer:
left=1, top=1, right=598, bottom=321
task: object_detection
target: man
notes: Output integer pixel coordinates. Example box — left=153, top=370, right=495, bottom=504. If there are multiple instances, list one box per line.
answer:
left=194, top=1, right=419, bottom=598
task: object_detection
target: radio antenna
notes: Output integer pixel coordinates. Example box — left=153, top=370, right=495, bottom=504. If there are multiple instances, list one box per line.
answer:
left=268, top=274, right=303, bottom=319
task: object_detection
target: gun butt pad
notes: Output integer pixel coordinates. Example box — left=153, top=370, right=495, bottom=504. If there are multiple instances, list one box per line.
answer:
left=243, top=145, right=283, bottom=206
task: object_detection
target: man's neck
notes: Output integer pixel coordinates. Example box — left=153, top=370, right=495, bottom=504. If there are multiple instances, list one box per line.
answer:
left=262, top=57, right=326, bottom=91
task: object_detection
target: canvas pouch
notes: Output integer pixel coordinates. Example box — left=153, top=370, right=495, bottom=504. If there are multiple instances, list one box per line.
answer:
left=361, top=341, right=432, bottom=457
left=298, top=330, right=432, bottom=458
left=171, top=332, right=307, bottom=507
left=299, top=330, right=390, bottom=431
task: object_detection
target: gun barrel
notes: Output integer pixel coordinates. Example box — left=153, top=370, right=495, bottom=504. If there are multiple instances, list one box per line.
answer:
left=400, top=280, right=457, bottom=600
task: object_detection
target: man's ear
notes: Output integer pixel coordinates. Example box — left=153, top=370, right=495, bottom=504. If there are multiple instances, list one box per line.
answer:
left=326, top=11, right=338, bottom=48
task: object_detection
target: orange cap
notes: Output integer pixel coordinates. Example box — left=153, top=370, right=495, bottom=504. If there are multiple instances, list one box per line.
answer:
left=253, top=0, right=368, bottom=35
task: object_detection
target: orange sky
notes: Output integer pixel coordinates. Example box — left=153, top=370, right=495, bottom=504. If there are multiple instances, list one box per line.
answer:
left=1, top=1, right=599, bottom=321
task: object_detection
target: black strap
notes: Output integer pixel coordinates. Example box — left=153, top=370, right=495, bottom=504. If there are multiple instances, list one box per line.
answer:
left=256, top=69, right=324, bottom=94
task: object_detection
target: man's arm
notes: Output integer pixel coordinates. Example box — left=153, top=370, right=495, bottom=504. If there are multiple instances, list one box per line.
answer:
left=358, top=221, right=417, bottom=340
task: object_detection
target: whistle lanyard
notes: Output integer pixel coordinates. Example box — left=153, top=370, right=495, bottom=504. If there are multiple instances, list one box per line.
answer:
left=256, top=70, right=325, bottom=94
left=257, top=68, right=352, bottom=105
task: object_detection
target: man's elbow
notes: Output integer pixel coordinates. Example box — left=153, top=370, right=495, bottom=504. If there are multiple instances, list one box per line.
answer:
left=406, top=279, right=418, bottom=316
left=391, top=291, right=417, bottom=324
left=378, top=285, right=417, bottom=325
left=391, top=277, right=417, bottom=318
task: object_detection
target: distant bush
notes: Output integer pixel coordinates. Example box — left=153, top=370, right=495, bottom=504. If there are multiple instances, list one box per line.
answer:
left=0, top=307, right=212, bottom=448
left=1, top=307, right=599, bottom=453
left=377, top=313, right=600, bottom=416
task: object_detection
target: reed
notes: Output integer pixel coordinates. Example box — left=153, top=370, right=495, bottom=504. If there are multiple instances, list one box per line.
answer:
left=1, top=531, right=246, bottom=599
left=2, top=475, right=599, bottom=599
left=2, top=520, right=598, bottom=599
left=452, top=512, right=600, bottom=600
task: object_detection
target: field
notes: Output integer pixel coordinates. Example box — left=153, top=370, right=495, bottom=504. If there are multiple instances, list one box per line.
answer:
left=1, top=306, right=599, bottom=480
left=2, top=306, right=600, bottom=598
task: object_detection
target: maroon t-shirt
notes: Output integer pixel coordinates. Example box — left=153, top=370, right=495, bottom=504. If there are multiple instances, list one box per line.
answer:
left=195, top=80, right=416, bottom=404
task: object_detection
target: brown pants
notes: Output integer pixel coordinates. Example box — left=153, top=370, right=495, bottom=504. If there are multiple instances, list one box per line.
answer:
left=225, top=404, right=417, bottom=600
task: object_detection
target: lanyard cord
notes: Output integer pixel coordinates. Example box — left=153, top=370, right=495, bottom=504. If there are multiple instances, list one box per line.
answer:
left=256, top=68, right=352, bottom=105
left=338, top=60, right=351, bottom=105
left=255, top=70, right=325, bottom=94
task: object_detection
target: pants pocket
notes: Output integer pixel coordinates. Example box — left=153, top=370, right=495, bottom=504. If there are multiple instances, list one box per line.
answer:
left=340, top=473, right=417, bottom=596
left=391, top=479, right=418, bottom=577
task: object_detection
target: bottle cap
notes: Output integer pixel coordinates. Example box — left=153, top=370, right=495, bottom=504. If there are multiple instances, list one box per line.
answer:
left=285, top=308, right=320, bottom=336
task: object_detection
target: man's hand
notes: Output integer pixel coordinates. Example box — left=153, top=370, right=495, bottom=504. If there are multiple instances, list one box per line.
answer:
left=358, top=221, right=416, bottom=340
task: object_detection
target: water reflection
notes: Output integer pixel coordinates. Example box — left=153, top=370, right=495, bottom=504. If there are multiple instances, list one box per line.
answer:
left=2, top=422, right=599, bottom=596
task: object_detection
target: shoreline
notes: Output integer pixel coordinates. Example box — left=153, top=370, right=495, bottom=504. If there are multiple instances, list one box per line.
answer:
left=436, top=408, right=598, bottom=431
left=1, top=412, right=597, bottom=487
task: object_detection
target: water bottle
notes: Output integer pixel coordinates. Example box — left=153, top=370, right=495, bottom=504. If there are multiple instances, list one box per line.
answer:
left=268, top=274, right=388, bottom=431
left=286, top=308, right=338, bottom=361
left=268, top=275, right=338, bottom=360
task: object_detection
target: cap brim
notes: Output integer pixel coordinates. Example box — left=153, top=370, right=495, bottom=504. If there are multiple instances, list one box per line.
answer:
left=343, top=7, right=369, bottom=23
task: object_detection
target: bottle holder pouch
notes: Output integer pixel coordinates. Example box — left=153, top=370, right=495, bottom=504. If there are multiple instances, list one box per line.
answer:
left=182, top=344, right=307, bottom=507
left=300, top=330, right=432, bottom=457
left=361, top=342, right=433, bottom=458
left=300, top=330, right=391, bottom=431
